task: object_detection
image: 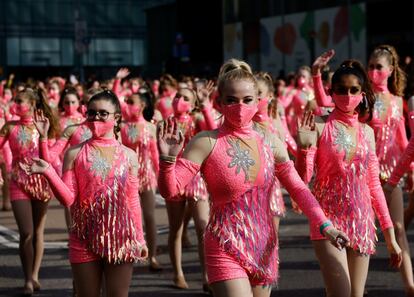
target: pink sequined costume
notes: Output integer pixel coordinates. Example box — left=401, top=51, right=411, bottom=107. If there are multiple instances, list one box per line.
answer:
left=59, top=111, right=85, bottom=131
left=252, top=105, right=285, bottom=217
left=159, top=119, right=331, bottom=285
left=43, top=136, right=146, bottom=264
left=0, top=117, right=53, bottom=201
left=286, top=86, right=315, bottom=137
left=296, top=109, right=393, bottom=254
left=369, top=92, right=408, bottom=182
left=121, top=115, right=159, bottom=192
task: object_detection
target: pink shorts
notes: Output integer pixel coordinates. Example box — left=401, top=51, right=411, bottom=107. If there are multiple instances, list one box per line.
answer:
left=10, top=181, right=31, bottom=201
left=69, top=233, right=100, bottom=264
left=204, top=231, right=268, bottom=286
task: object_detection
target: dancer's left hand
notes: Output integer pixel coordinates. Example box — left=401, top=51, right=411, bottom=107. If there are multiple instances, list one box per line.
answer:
left=323, top=228, right=350, bottom=250
left=140, top=245, right=149, bottom=259
left=19, top=157, right=50, bottom=175
left=387, top=240, right=402, bottom=269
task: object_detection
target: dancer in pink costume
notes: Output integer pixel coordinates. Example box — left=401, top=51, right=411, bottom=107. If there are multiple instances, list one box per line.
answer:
left=22, top=90, right=148, bottom=297
left=161, top=84, right=216, bottom=290
left=0, top=87, right=59, bottom=295
left=158, top=59, right=349, bottom=297
left=0, top=105, right=12, bottom=211
left=47, top=78, right=64, bottom=109
left=58, top=87, right=85, bottom=131
left=296, top=59, right=402, bottom=297
left=312, top=50, right=336, bottom=109
left=367, top=45, right=414, bottom=296
left=155, top=74, right=178, bottom=119
left=120, top=89, right=162, bottom=272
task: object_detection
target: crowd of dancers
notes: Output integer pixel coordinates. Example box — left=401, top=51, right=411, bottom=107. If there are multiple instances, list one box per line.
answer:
left=2, top=44, right=414, bottom=297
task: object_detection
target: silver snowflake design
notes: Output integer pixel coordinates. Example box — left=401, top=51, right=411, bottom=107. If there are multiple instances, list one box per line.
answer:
left=334, top=125, right=355, bottom=160
left=374, top=98, right=386, bottom=115
left=89, top=149, right=111, bottom=180
left=226, top=138, right=255, bottom=182
left=127, top=125, right=139, bottom=142
left=17, top=127, right=32, bottom=147
left=391, top=104, right=400, bottom=119
left=81, top=127, right=92, bottom=142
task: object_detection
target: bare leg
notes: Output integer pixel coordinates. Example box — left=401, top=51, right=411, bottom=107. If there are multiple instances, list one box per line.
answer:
left=31, top=200, right=49, bottom=290
left=189, top=199, right=209, bottom=286
left=211, top=278, right=253, bottom=297
left=103, top=262, right=133, bottom=297
left=313, top=240, right=351, bottom=297
left=12, top=200, right=35, bottom=294
left=388, top=186, right=414, bottom=295
left=404, top=192, right=414, bottom=229
left=1, top=164, right=10, bottom=211
left=166, top=200, right=188, bottom=288
left=71, top=261, right=103, bottom=297
left=272, top=216, right=280, bottom=242
left=64, top=207, right=72, bottom=232
left=182, top=202, right=192, bottom=248
left=252, top=285, right=272, bottom=297
left=347, top=249, right=370, bottom=297
left=140, top=189, right=161, bottom=270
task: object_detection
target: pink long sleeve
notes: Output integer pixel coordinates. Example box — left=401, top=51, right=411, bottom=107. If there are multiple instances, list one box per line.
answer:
left=43, top=166, right=76, bottom=207
left=313, top=74, right=334, bottom=108
left=112, top=78, right=122, bottom=98
left=0, top=135, right=8, bottom=150
left=280, top=117, right=298, bottom=157
left=39, top=138, right=68, bottom=163
left=367, top=152, right=393, bottom=230
left=126, top=174, right=145, bottom=244
left=389, top=136, right=414, bottom=186
left=149, top=139, right=159, bottom=176
left=199, top=104, right=218, bottom=130
left=2, top=142, right=12, bottom=172
left=158, top=158, right=200, bottom=201
left=295, top=147, right=317, bottom=184
left=275, top=160, right=328, bottom=228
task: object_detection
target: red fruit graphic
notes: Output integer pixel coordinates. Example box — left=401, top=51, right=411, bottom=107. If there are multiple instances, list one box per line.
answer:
left=333, top=6, right=348, bottom=44
left=274, top=23, right=296, bottom=55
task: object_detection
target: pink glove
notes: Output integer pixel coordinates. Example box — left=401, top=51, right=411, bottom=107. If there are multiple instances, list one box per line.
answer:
left=389, top=137, right=414, bottom=186
left=44, top=166, right=76, bottom=207
left=158, top=158, right=200, bottom=201
left=149, top=139, right=159, bottom=176
left=275, top=160, right=328, bottom=229
left=313, top=74, right=335, bottom=108
left=295, top=147, right=317, bottom=184
left=126, top=173, right=146, bottom=244
left=367, top=152, right=393, bottom=230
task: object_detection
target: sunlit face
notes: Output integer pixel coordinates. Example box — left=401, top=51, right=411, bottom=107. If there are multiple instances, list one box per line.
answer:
left=92, top=81, right=100, bottom=89
left=49, top=83, right=60, bottom=94
left=4, top=89, right=12, bottom=98
left=14, top=93, right=34, bottom=109
left=87, top=100, right=120, bottom=122
left=63, top=94, right=80, bottom=108
left=219, top=80, right=257, bottom=106
left=297, top=69, right=311, bottom=84
left=175, top=88, right=196, bottom=108
left=331, top=74, right=363, bottom=96
left=368, top=56, right=393, bottom=73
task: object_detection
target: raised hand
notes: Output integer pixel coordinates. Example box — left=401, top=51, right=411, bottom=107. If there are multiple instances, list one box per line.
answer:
left=312, top=49, right=335, bottom=75
left=116, top=68, right=130, bottom=80
left=33, top=109, right=50, bottom=140
left=323, top=227, right=350, bottom=250
left=297, top=110, right=317, bottom=149
left=157, top=117, right=184, bottom=157
left=196, top=80, right=215, bottom=108
left=19, top=157, right=50, bottom=175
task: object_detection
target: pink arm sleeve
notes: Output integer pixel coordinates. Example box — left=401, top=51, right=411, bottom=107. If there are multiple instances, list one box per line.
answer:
left=275, top=160, right=328, bottom=228
left=158, top=158, right=200, bottom=201
left=126, top=174, right=145, bottom=244
left=0, top=135, right=8, bottom=150
left=280, top=117, right=298, bottom=157
left=39, top=138, right=69, bottom=163
left=278, top=93, right=294, bottom=109
left=367, top=152, right=393, bottom=230
left=43, top=166, right=77, bottom=207
left=149, top=139, right=159, bottom=176
left=313, top=75, right=335, bottom=108
left=112, top=78, right=122, bottom=97
left=2, top=142, right=12, bottom=172
left=295, top=147, right=317, bottom=184
left=389, top=136, right=414, bottom=186
left=199, top=104, right=217, bottom=130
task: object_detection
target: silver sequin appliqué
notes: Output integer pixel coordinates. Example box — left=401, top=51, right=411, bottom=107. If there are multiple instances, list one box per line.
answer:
left=226, top=138, right=255, bottom=182
left=17, top=127, right=33, bottom=147
left=334, top=124, right=355, bottom=160
left=89, top=149, right=112, bottom=180
left=127, top=125, right=139, bottom=142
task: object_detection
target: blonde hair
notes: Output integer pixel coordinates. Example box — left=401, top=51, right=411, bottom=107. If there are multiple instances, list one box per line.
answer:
left=217, top=59, right=257, bottom=95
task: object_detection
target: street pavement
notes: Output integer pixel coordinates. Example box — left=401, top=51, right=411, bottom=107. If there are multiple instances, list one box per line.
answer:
left=0, top=195, right=412, bottom=297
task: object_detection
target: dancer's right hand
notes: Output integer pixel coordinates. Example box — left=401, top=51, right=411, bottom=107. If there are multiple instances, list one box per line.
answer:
left=33, top=109, right=50, bottom=140
left=297, top=110, right=317, bottom=149
left=157, top=117, right=184, bottom=157
left=116, top=68, right=130, bottom=80
left=19, top=157, right=50, bottom=175
left=323, top=228, right=350, bottom=250
left=312, top=49, right=335, bottom=75
left=387, top=240, right=402, bottom=269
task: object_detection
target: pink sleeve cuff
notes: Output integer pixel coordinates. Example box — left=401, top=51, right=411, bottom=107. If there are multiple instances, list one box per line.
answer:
left=126, top=174, right=146, bottom=244
left=44, top=166, right=76, bottom=207
left=295, top=147, right=317, bottom=184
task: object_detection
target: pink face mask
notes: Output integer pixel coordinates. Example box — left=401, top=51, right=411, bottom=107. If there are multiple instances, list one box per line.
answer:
left=368, top=69, right=390, bottom=87
left=128, top=104, right=141, bottom=120
left=256, top=98, right=270, bottom=116
left=297, top=77, right=307, bottom=88
left=64, top=104, right=79, bottom=115
left=172, top=97, right=191, bottom=115
left=49, top=89, right=59, bottom=100
left=332, top=93, right=363, bottom=113
left=221, top=103, right=258, bottom=128
left=14, top=103, right=31, bottom=117
left=86, top=120, right=115, bottom=138
left=3, top=93, right=12, bottom=102
left=131, top=84, right=140, bottom=94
